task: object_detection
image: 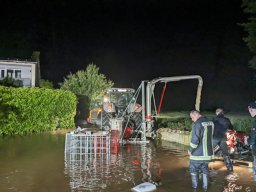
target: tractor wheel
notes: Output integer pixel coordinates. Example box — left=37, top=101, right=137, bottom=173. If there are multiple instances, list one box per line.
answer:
left=97, top=111, right=111, bottom=130
left=132, top=112, right=142, bottom=130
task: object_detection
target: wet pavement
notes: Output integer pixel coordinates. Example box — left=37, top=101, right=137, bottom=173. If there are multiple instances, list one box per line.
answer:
left=0, top=134, right=256, bottom=192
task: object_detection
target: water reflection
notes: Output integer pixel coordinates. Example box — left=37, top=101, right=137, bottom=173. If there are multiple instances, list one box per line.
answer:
left=64, top=139, right=162, bottom=191
left=1, top=134, right=256, bottom=192
left=209, top=159, right=255, bottom=192
left=222, top=172, right=255, bottom=192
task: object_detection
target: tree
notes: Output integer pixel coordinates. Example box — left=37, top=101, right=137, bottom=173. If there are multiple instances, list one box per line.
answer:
left=59, top=63, right=114, bottom=109
left=242, top=0, right=256, bottom=69
left=40, top=79, right=54, bottom=89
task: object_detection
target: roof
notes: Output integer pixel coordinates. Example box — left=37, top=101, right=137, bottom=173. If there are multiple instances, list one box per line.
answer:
left=0, top=60, right=37, bottom=66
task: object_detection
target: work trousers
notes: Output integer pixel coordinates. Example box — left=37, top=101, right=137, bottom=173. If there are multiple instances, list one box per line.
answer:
left=213, top=138, right=229, bottom=156
left=189, top=160, right=209, bottom=190
left=189, top=160, right=209, bottom=175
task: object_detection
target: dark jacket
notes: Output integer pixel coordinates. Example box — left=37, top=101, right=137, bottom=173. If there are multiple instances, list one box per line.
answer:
left=213, top=114, right=233, bottom=140
left=188, top=116, right=214, bottom=161
left=249, top=117, right=256, bottom=145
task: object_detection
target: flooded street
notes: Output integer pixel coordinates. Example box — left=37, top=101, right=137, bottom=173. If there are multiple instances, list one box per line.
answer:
left=0, top=134, right=256, bottom=192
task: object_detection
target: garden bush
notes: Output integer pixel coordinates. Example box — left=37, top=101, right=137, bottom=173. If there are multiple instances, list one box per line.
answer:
left=0, top=86, right=77, bottom=136
left=157, top=117, right=192, bottom=131
left=157, top=111, right=253, bottom=133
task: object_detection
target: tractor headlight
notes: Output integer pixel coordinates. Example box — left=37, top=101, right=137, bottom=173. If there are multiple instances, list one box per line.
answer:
left=103, top=96, right=109, bottom=102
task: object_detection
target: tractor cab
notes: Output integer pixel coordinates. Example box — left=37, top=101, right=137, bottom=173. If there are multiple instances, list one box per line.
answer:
left=103, top=88, right=135, bottom=116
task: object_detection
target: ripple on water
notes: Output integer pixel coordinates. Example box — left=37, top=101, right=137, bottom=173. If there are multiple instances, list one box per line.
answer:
left=3, top=134, right=255, bottom=192
left=222, top=172, right=254, bottom=192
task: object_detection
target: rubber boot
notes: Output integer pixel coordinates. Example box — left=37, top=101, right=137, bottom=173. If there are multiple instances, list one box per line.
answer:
left=224, top=156, right=233, bottom=172
left=202, top=174, right=208, bottom=191
left=191, top=173, right=198, bottom=190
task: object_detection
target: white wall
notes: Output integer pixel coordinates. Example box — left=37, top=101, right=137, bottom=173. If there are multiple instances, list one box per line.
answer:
left=0, top=61, right=37, bottom=87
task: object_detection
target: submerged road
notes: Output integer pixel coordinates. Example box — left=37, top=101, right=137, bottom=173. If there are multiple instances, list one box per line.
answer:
left=0, top=134, right=255, bottom=192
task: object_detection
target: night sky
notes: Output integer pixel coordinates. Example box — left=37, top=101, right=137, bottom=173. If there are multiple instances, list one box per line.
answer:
left=0, top=0, right=255, bottom=111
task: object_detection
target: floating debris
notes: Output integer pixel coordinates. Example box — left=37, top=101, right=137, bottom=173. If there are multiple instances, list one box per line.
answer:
left=225, top=172, right=239, bottom=182
left=223, top=172, right=243, bottom=192
left=223, top=182, right=242, bottom=192
left=131, top=182, right=157, bottom=192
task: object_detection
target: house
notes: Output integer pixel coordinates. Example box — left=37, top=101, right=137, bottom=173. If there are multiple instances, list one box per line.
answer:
left=0, top=60, right=40, bottom=87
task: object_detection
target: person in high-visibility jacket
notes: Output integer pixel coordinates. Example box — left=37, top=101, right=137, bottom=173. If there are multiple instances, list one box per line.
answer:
left=188, top=110, right=214, bottom=191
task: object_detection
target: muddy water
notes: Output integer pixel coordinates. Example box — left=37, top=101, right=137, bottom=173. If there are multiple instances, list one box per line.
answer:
left=0, top=134, right=255, bottom=192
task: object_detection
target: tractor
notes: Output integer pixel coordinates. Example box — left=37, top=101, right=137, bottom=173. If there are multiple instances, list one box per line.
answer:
left=88, top=75, right=204, bottom=142
left=88, top=88, right=143, bottom=140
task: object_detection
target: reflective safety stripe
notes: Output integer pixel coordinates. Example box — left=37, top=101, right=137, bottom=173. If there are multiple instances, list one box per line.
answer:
left=201, top=121, right=214, bottom=157
left=203, top=126, right=208, bottom=156
left=189, top=155, right=212, bottom=161
left=212, top=123, right=214, bottom=155
left=190, top=142, right=198, bottom=148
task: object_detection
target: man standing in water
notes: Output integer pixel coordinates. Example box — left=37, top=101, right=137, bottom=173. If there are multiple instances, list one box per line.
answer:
left=188, top=110, right=214, bottom=191
left=213, top=108, right=233, bottom=172
left=248, top=101, right=256, bottom=176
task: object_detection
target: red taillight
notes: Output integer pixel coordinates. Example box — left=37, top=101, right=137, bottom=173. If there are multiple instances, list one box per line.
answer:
left=123, top=127, right=132, bottom=139
left=133, top=159, right=140, bottom=165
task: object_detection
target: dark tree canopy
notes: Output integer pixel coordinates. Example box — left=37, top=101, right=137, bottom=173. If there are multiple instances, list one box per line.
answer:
left=242, top=0, right=256, bottom=69
left=60, top=64, right=114, bottom=109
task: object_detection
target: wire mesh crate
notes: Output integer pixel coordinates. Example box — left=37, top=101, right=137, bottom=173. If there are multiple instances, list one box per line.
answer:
left=64, top=131, right=111, bottom=191
left=65, top=131, right=111, bottom=163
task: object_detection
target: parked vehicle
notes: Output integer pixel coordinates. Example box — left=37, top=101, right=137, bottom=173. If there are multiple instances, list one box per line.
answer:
left=226, top=129, right=249, bottom=155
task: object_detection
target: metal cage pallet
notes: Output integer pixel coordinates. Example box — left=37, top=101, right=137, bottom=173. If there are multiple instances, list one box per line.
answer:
left=65, top=132, right=111, bottom=163
left=64, top=131, right=111, bottom=191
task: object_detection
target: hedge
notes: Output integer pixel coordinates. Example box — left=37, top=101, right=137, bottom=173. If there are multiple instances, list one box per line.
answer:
left=157, top=112, right=253, bottom=133
left=0, top=86, right=77, bottom=136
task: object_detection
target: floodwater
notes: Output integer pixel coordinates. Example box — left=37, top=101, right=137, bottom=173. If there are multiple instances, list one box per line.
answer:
left=0, top=133, right=256, bottom=192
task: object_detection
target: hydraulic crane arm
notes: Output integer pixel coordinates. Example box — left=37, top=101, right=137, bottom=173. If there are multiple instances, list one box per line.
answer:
left=144, top=75, right=203, bottom=131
